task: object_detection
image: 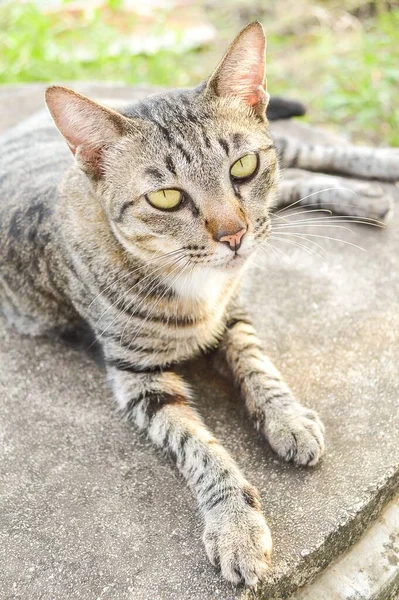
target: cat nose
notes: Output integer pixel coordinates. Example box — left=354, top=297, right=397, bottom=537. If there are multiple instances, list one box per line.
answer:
left=215, top=227, right=247, bottom=252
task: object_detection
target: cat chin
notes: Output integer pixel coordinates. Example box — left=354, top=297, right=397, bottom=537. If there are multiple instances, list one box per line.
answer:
left=215, top=253, right=251, bottom=272
left=214, top=261, right=245, bottom=274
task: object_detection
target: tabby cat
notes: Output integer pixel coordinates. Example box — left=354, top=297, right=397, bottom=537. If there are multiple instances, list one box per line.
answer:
left=1, top=22, right=395, bottom=586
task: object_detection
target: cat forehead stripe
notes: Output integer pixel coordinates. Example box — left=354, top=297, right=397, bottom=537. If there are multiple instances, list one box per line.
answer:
left=165, top=155, right=177, bottom=175
left=218, top=138, right=230, bottom=154
left=145, top=167, right=163, bottom=181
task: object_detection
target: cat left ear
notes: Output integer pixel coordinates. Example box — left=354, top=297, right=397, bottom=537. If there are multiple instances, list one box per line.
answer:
left=45, top=86, right=128, bottom=178
left=206, top=21, right=269, bottom=117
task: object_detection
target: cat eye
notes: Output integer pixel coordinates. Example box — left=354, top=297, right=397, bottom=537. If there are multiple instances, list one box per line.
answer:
left=146, top=189, right=183, bottom=210
left=230, top=153, right=258, bottom=181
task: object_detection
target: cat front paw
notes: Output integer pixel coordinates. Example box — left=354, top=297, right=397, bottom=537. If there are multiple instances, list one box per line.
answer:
left=264, top=403, right=325, bottom=466
left=203, top=495, right=272, bottom=586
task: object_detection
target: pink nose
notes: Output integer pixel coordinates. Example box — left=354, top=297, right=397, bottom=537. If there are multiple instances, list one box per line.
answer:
left=217, top=228, right=247, bottom=252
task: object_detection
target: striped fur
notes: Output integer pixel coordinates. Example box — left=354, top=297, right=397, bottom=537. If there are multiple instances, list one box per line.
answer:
left=277, top=168, right=393, bottom=221
left=222, top=301, right=325, bottom=466
left=0, top=23, right=327, bottom=586
left=275, top=135, right=399, bottom=181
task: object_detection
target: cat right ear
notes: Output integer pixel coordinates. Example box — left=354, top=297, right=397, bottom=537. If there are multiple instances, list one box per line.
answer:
left=206, top=21, right=269, bottom=117
left=45, top=86, right=127, bottom=178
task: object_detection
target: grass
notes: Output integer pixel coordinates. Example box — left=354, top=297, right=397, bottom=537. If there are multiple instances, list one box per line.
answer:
left=0, top=2, right=200, bottom=87
left=0, top=0, right=397, bottom=145
left=265, top=6, right=399, bottom=145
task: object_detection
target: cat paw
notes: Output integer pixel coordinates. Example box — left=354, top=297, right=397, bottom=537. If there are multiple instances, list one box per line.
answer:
left=264, top=403, right=325, bottom=466
left=203, top=501, right=272, bottom=586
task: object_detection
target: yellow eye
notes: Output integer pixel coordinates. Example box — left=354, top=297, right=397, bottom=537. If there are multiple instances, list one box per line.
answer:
left=146, top=189, right=183, bottom=210
left=230, top=153, right=258, bottom=180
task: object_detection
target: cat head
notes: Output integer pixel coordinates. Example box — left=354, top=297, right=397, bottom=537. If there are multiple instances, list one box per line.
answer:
left=46, top=22, right=278, bottom=283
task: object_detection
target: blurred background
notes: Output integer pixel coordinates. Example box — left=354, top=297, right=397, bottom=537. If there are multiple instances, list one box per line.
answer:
left=0, top=0, right=397, bottom=145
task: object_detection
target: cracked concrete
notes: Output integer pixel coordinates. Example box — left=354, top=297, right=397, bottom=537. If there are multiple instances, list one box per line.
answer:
left=0, top=84, right=398, bottom=600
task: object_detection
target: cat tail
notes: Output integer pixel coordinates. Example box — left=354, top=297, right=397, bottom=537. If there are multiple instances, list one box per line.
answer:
left=266, top=96, right=306, bottom=120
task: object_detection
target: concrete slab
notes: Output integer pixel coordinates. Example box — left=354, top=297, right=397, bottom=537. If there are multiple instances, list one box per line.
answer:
left=1, top=84, right=398, bottom=600
left=291, top=498, right=399, bottom=600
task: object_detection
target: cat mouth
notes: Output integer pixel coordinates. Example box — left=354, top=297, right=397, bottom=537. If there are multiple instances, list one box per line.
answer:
left=219, top=252, right=248, bottom=270
left=190, top=249, right=250, bottom=271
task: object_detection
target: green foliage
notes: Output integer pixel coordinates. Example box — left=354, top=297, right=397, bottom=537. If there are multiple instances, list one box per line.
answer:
left=0, top=2, right=198, bottom=86
left=266, top=8, right=399, bottom=145
left=0, top=1, right=397, bottom=145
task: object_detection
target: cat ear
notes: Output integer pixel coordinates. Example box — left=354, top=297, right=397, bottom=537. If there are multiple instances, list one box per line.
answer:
left=206, top=21, right=269, bottom=116
left=45, top=86, right=127, bottom=178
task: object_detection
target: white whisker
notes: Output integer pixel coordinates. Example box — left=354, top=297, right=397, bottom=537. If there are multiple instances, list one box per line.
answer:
left=272, top=223, right=354, bottom=233
left=125, top=259, right=190, bottom=352
left=270, top=231, right=328, bottom=254
left=271, top=231, right=366, bottom=252
left=264, top=237, right=326, bottom=262
left=93, top=250, right=185, bottom=329
left=119, top=254, right=188, bottom=345
left=88, top=248, right=183, bottom=309
left=273, top=216, right=385, bottom=228
left=275, top=187, right=358, bottom=214
left=272, top=208, right=333, bottom=220
left=259, top=240, right=291, bottom=261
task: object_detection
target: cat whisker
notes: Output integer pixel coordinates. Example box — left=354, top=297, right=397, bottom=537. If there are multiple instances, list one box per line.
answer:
left=272, top=223, right=354, bottom=233
left=87, top=262, right=174, bottom=349
left=250, top=259, right=278, bottom=276
left=275, top=187, right=358, bottom=214
left=93, top=250, right=186, bottom=329
left=88, top=248, right=185, bottom=309
left=118, top=254, right=189, bottom=345
left=273, top=204, right=385, bottom=227
left=260, top=236, right=327, bottom=262
left=272, top=214, right=385, bottom=227
left=119, top=252, right=187, bottom=315
left=260, top=240, right=292, bottom=261
left=92, top=265, right=170, bottom=337
left=258, top=241, right=283, bottom=263
left=272, top=208, right=333, bottom=221
left=92, top=253, right=187, bottom=347
left=269, top=231, right=328, bottom=255
left=124, top=258, right=190, bottom=351
left=275, top=186, right=357, bottom=214
left=271, top=231, right=366, bottom=252
left=265, top=236, right=327, bottom=262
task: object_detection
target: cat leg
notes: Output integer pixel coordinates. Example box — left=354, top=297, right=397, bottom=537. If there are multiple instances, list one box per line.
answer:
left=275, top=135, right=399, bottom=181
left=106, top=361, right=272, bottom=586
left=275, top=168, right=393, bottom=220
left=220, top=302, right=325, bottom=466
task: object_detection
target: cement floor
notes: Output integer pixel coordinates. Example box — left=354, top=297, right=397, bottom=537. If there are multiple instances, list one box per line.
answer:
left=0, top=84, right=398, bottom=600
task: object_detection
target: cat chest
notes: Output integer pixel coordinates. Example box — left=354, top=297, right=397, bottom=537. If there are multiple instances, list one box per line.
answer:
left=98, top=269, right=236, bottom=367
left=112, top=293, right=228, bottom=366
